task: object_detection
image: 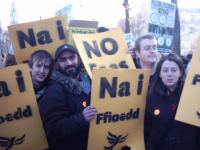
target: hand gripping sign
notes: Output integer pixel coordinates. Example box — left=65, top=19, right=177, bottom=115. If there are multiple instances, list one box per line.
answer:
left=0, top=64, right=48, bottom=150
left=72, top=28, right=136, bottom=78
left=8, top=14, right=68, bottom=64
left=175, top=35, right=200, bottom=127
left=87, top=68, right=150, bottom=150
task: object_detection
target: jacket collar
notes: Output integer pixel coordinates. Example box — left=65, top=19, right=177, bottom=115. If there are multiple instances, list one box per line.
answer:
left=51, top=69, right=83, bottom=95
left=154, top=81, right=183, bottom=100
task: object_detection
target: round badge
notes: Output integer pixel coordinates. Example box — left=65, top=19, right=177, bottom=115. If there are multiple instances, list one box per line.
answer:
left=154, top=109, right=160, bottom=115
left=167, top=16, right=173, bottom=26
left=166, top=38, right=172, bottom=47
left=150, top=13, right=158, bottom=23
left=157, top=36, right=165, bottom=46
left=159, top=15, right=166, bottom=25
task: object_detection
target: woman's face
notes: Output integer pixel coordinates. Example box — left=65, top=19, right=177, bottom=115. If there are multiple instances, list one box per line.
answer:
left=159, top=60, right=182, bottom=91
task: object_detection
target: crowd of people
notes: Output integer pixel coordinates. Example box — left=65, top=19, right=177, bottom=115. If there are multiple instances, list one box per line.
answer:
left=0, top=28, right=197, bottom=150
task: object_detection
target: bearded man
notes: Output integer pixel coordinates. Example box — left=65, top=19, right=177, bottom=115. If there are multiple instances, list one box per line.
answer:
left=40, top=44, right=97, bottom=150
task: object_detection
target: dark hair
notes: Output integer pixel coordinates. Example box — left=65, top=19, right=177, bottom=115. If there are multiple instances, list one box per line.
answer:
left=1, top=53, right=5, bottom=58
left=186, top=54, right=192, bottom=60
left=150, top=53, right=185, bottom=97
left=29, top=50, right=54, bottom=69
left=134, top=34, right=156, bottom=52
left=3, top=53, right=17, bottom=67
left=98, top=27, right=109, bottom=33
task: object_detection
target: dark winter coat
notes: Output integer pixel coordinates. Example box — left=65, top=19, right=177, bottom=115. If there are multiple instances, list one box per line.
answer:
left=40, top=70, right=91, bottom=150
left=144, top=85, right=199, bottom=150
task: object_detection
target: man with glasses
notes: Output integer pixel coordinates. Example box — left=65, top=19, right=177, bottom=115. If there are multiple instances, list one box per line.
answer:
left=128, top=35, right=158, bottom=90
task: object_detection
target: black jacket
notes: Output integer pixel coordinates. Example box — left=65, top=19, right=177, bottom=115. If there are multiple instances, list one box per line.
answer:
left=144, top=85, right=199, bottom=150
left=41, top=70, right=91, bottom=150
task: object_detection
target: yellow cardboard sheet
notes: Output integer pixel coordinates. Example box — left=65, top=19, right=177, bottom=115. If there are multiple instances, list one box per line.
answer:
left=72, top=28, right=136, bottom=78
left=0, top=64, right=48, bottom=150
left=67, top=27, right=97, bottom=74
left=8, top=14, right=68, bottom=64
left=175, top=34, right=200, bottom=127
left=87, top=68, right=150, bottom=150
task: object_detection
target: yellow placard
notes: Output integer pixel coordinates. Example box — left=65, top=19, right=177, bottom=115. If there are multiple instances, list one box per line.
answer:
left=72, top=28, right=136, bottom=78
left=67, top=27, right=97, bottom=74
left=175, top=34, right=200, bottom=127
left=8, top=14, right=68, bottom=64
left=0, top=64, right=48, bottom=150
left=87, top=68, right=150, bottom=150
left=67, top=27, right=97, bottom=47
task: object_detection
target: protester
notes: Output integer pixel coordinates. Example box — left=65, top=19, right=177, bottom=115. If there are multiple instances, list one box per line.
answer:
left=180, top=55, right=190, bottom=69
left=185, top=60, right=191, bottom=75
left=3, top=45, right=17, bottom=67
left=127, top=35, right=158, bottom=90
left=144, top=53, right=199, bottom=150
left=98, top=26, right=109, bottom=33
left=185, top=53, right=193, bottom=75
left=29, top=50, right=54, bottom=110
left=40, top=44, right=97, bottom=150
left=186, top=53, right=192, bottom=60
left=126, top=47, right=141, bottom=68
left=1, top=53, right=5, bottom=68
left=1, top=53, right=5, bottom=62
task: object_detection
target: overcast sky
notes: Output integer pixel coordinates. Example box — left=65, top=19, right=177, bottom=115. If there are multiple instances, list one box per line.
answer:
left=0, top=0, right=199, bottom=29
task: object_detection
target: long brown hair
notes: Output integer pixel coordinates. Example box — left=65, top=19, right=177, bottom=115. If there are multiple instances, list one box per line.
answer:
left=3, top=53, right=17, bottom=67
left=150, top=53, right=185, bottom=97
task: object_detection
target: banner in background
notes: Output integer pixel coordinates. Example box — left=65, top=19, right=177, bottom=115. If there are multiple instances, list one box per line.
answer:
left=124, top=33, right=135, bottom=48
left=87, top=68, right=150, bottom=150
left=148, top=0, right=176, bottom=53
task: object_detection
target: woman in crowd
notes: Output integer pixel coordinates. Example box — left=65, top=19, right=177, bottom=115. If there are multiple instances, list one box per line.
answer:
left=3, top=45, right=17, bottom=67
left=144, top=53, right=199, bottom=150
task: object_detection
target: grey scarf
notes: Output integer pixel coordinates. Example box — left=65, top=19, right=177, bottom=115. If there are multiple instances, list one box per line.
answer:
left=51, top=69, right=84, bottom=95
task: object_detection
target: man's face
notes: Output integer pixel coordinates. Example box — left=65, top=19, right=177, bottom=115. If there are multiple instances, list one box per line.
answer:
left=29, top=59, right=51, bottom=86
left=56, top=50, right=80, bottom=77
left=135, top=39, right=158, bottom=66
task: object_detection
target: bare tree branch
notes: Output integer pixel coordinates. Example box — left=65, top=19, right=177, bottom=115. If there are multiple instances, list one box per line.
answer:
left=181, top=28, right=200, bottom=39
left=129, top=0, right=134, bottom=6
left=117, top=0, right=124, bottom=5
left=129, top=0, right=143, bottom=10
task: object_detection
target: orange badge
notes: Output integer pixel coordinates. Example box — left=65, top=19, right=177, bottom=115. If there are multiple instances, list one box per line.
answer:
left=82, top=101, right=86, bottom=107
left=154, top=109, right=160, bottom=115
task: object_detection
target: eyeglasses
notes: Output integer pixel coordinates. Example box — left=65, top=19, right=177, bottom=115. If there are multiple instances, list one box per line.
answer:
left=142, top=46, right=157, bottom=51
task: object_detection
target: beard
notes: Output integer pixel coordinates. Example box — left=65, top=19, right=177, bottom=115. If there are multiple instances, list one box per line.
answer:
left=58, top=62, right=81, bottom=78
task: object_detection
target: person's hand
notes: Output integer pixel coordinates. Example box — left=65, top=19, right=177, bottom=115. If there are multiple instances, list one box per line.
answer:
left=83, top=106, right=97, bottom=122
left=126, top=47, right=136, bottom=59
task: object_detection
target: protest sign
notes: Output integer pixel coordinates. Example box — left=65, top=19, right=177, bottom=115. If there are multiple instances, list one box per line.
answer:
left=148, top=0, right=176, bottom=53
left=87, top=68, right=150, bottom=150
left=66, top=20, right=98, bottom=74
left=66, top=20, right=98, bottom=48
left=8, top=14, right=68, bottom=64
left=175, top=35, right=200, bottom=127
left=124, top=33, right=135, bottom=48
left=55, top=4, right=73, bottom=23
left=72, top=28, right=136, bottom=78
left=0, top=64, right=48, bottom=150
left=67, top=27, right=96, bottom=47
